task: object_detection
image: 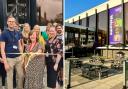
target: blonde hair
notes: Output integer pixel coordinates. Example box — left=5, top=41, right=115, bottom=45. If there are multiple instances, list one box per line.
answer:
left=46, top=23, right=52, bottom=32
left=33, top=25, right=46, bottom=48
left=22, top=23, right=31, bottom=37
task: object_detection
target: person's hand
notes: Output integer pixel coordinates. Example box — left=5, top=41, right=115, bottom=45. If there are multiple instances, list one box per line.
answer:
left=54, top=63, right=58, bottom=71
left=20, top=55, right=25, bottom=64
left=0, top=58, right=4, bottom=63
left=3, top=60, right=10, bottom=71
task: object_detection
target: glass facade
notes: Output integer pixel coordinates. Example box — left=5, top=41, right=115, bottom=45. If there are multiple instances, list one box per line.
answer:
left=74, top=20, right=79, bottom=25
left=66, top=3, right=128, bottom=48
left=88, top=15, right=96, bottom=43
left=89, top=15, right=96, bottom=29
left=98, top=11, right=107, bottom=46
left=88, top=30, right=95, bottom=43
left=81, top=18, right=86, bottom=27
left=67, top=32, right=74, bottom=44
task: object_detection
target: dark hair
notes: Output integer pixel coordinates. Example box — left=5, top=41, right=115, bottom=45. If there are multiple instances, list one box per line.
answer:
left=28, top=31, right=39, bottom=43
left=49, top=25, right=56, bottom=31
left=15, top=21, right=19, bottom=26
left=55, top=23, right=62, bottom=31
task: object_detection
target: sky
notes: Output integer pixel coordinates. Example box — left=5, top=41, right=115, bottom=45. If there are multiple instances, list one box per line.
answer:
left=65, top=0, right=107, bottom=20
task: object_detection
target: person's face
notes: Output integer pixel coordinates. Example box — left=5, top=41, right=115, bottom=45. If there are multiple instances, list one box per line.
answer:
left=7, top=17, right=15, bottom=28
left=14, top=23, right=19, bottom=31
left=24, top=24, right=30, bottom=32
left=30, top=32, right=37, bottom=42
left=56, top=26, right=62, bottom=34
left=34, top=25, right=40, bottom=34
left=49, top=27, right=57, bottom=38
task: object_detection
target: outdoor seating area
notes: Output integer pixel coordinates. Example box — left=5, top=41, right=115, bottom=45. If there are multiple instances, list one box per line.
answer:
left=81, top=62, right=109, bottom=79
left=66, top=52, right=126, bottom=88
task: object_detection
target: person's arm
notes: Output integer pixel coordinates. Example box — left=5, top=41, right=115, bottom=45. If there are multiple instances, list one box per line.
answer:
left=1, top=41, right=10, bottom=71
left=18, top=40, right=23, bottom=53
left=21, top=39, right=24, bottom=51
left=1, top=41, right=6, bottom=62
left=54, top=39, right=63, bottom=71
left=54, top=53, right=61, bottom=71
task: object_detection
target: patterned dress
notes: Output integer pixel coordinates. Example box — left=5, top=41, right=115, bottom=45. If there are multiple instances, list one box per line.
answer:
left=45, top=36, right=63, bottom=88
left=24, top=43, right=45, bottom=89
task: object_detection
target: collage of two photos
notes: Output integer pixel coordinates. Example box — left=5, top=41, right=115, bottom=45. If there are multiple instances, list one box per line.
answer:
left=0, top=0, right=128, bottom=89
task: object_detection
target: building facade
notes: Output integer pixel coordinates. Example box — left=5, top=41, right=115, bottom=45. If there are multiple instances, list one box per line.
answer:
left=65, top=0, right=128, bottom=58
left=0, top=0, right=37, bottom=29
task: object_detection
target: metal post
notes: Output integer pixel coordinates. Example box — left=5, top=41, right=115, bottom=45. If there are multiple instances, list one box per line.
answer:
left=67, top=59, right=71, bottom=89
left=95, top=9, right=98, bottom=55
left=85, top=13, right=89, bottom=56
left=122, top=0, right=125, bottom=48
left=107, top=4, right=109, bottom=58
left=123, top=60, right=126, bottom=89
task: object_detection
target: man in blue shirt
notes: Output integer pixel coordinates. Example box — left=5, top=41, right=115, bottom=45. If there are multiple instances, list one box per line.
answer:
left=1, top=16, right=24, bottom=89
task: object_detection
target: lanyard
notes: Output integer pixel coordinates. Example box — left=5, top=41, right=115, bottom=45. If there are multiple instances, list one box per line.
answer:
left=29, top=42, right=37, bottom=52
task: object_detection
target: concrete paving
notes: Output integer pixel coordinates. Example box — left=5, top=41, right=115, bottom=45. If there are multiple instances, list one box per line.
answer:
left=70, top=74, right=123, bottom=89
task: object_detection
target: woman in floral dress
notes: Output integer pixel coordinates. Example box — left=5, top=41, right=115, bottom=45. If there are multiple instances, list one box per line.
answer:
left=24, top=30, right=45, bottom=89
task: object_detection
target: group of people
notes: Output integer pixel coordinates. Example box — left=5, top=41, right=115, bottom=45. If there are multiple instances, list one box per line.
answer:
left=0, top=16, right=63, bottom=89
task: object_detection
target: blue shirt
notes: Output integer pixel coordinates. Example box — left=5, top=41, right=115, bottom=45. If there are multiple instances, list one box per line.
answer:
left=1, top=28, right=21, bottom=58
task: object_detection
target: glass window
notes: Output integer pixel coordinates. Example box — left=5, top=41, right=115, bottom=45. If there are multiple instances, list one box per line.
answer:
left=88, top=15, right=96, bottom=44
left=67, top=32, right=75, bottom=44
left=74, top=20, right=79, bottom=25
left=109, top=5, right=123, bottom=45
left=88, top=31, right=95, bottom=43
left=98, top=11, right=107, bottom=46
left=7, top=0, right=27, bottom=24
left=89, top=15, right=96, bottom=29
left=81, top=18, right=86, bottom=27
left=80, top=30, right=87, bottom=45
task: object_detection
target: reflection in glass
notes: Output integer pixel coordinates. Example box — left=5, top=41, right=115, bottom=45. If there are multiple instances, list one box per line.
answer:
left=7, top=0, right=27, bottom=24
left=81, top=18, right=86, bottom=27
left=74, top=20, right=79, bottom=25
left=88, top=15, right=96, bottom=44
left=98, top=11, right=107, bottom=46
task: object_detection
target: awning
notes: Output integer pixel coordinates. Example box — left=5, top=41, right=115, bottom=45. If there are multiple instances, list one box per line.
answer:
left=65, top=23, right=95, bottom=31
